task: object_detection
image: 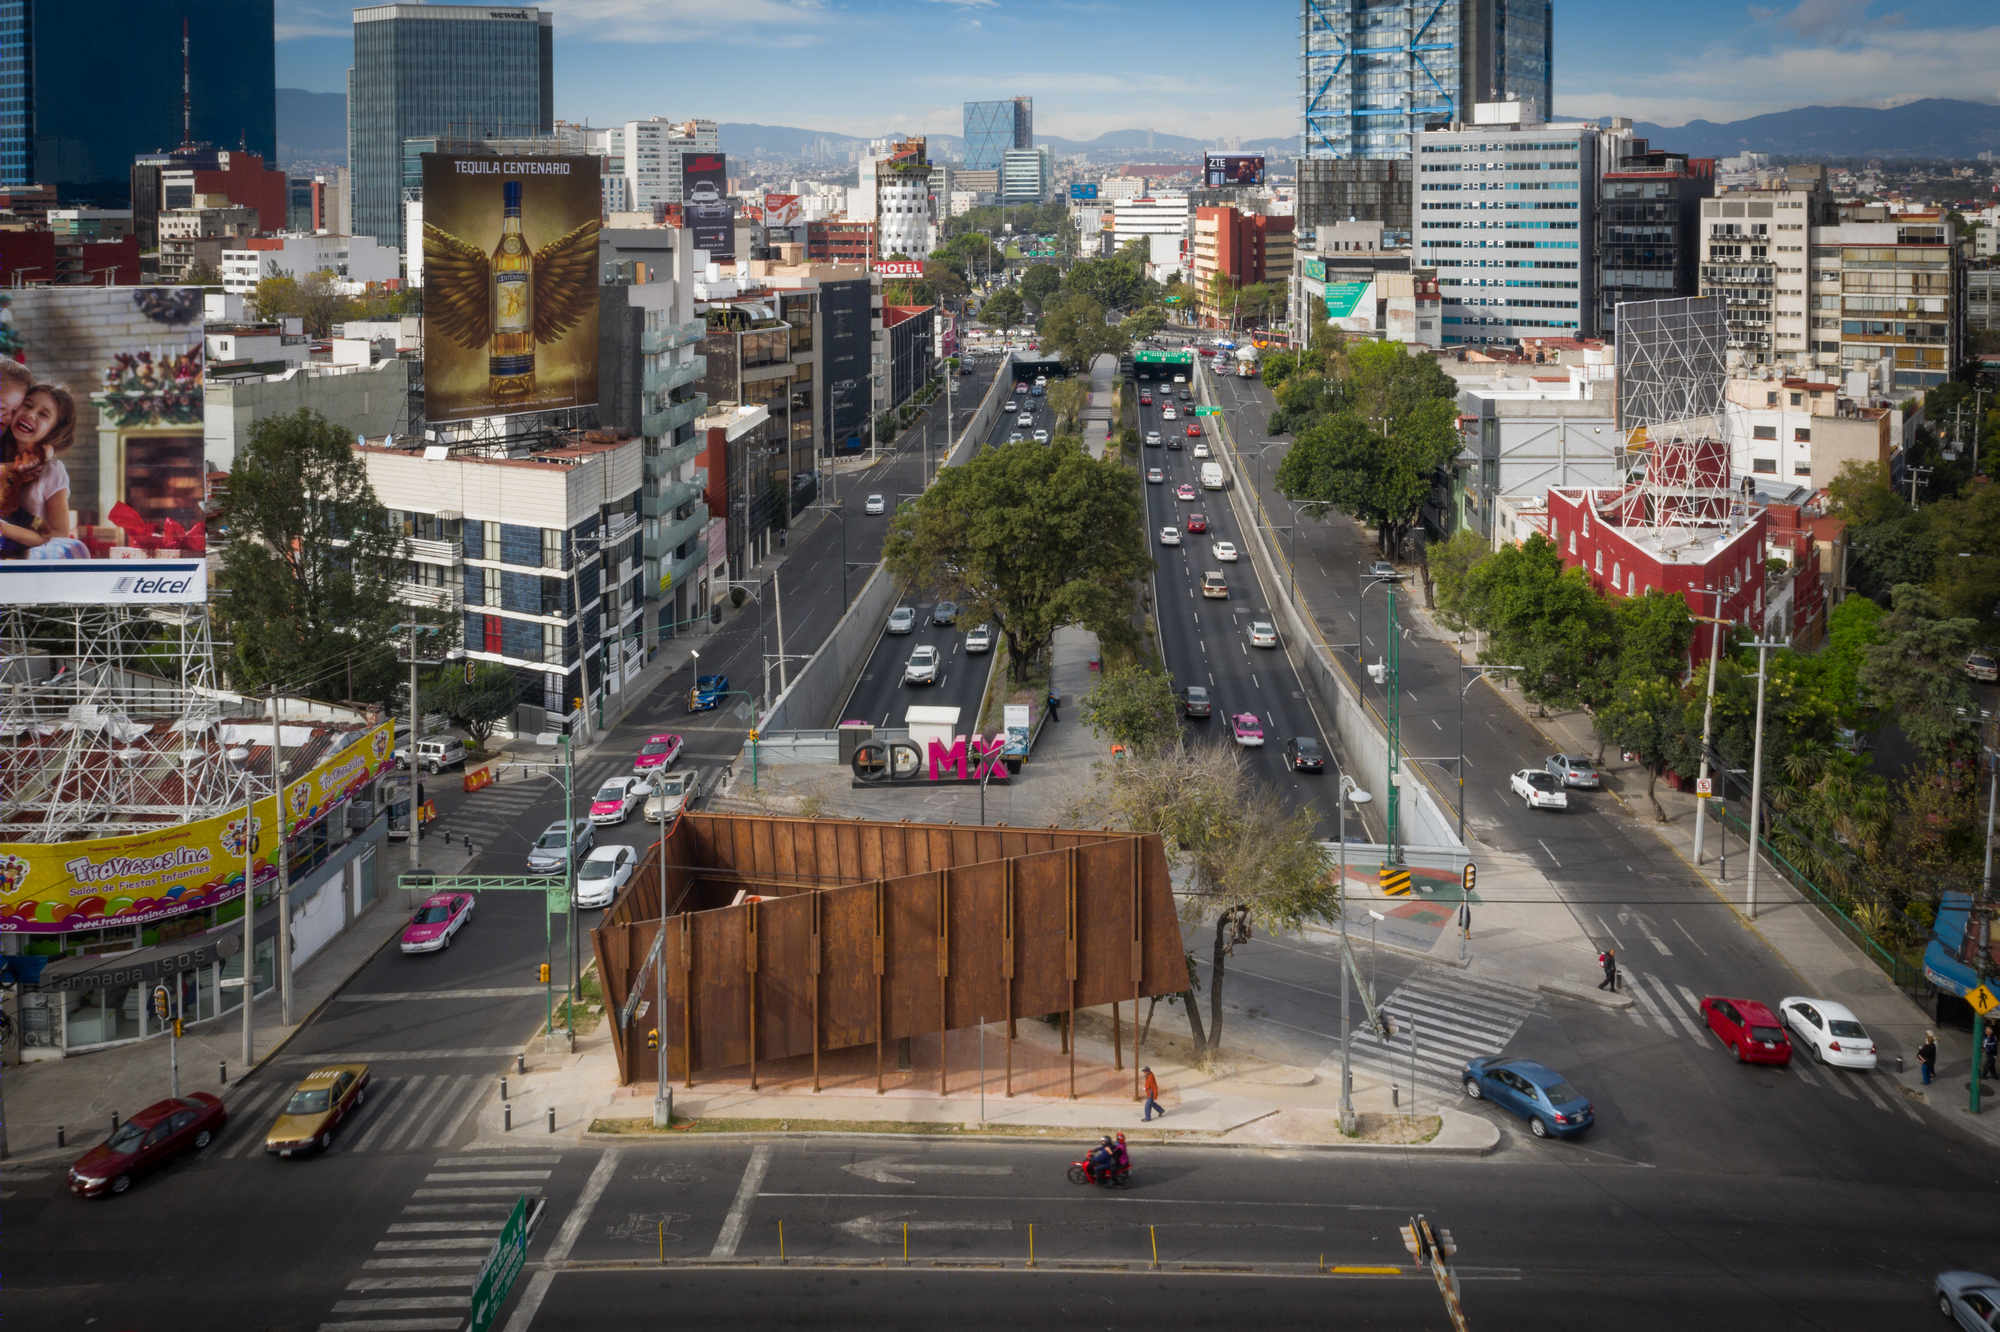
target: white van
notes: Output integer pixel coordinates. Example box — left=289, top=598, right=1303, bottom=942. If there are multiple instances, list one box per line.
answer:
left=1200, top=462, right=1225, bottom=490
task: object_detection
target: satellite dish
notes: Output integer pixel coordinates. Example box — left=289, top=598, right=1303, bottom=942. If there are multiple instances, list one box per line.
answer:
left=226, top=746, right=249, bottom=762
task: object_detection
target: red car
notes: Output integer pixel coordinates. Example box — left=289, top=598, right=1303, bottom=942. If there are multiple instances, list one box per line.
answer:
left=1185, top=424, right=1201, bottom=437
left=1176, top=483, right=1197, bottom=501
left=1700, top=996, right=1793, bottom=1065
left=1186, top=512, right=1208, bottom=533
left=1140, top=393, right=1153, bottom=405
left=632, top=732, right=684, bottom=772
left=69, top=1094, right=227, bottom=1197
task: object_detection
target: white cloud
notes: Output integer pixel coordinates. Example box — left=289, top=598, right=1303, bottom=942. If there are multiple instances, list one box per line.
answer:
left=921, top=0, right=999, bottom=8
left=1558, top=20, right=2000, bottom=125
left=1747, top=0, right=1901, bottom=44
left=524, top=0, right=839, bottom=46
left=275, top=1, right=352, bottom=40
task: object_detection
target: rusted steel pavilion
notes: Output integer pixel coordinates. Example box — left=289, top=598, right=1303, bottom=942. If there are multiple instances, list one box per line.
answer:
left=590, top=812, right=1186, bottom=1099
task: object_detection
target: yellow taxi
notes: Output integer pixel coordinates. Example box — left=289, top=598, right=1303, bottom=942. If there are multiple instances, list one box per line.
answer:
left=264, top=1063, right=371, bottom=1156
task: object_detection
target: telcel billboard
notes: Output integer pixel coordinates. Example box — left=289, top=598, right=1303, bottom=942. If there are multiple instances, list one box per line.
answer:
left=0, top=558, right=206, bottom=605
left=421, top=153, right=602, bottom=425
left=1205, top=154, right=1266, bottom=187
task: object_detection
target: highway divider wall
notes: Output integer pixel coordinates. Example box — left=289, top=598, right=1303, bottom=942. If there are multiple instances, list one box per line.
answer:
left=1195, top=359, right=1464, bottom=855
left=951, top=351, right=1013, bottom=465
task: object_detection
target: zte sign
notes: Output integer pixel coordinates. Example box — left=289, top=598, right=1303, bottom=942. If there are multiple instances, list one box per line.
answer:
left=0, top=559, right=208, bottom=606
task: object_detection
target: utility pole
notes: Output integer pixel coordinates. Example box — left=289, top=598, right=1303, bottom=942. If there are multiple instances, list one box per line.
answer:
left=395, top=622, right=442, bottom=876
left=1689, top=588, right=1730, bottom=865
left=1364, top=572, right=1406, bottom=865
left=238, top=735, right=257, bottom=1077
left=1400, top=1215, right=1471, bottom=1332
left=1742, top=639, right=1788, bottom=921
left=1336, top=777, right=1373, bottom=1133
left=1972, top=715, right=1996, bottom=1116
left=267, top=690, right=293, bottom=1026
left=1907, top=463, right=1933, bottom=507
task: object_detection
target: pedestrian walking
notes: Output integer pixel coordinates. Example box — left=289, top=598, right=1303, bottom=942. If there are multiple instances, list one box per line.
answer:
left=1141, top=1066, right=1163, bottom=1122
left=1981, top=1025, right=1997, bottom=1082
left=1918, top=1030, right=1938, bottom=1086
left=1047, top=689, right=1060, bottom=723
left=1596, top=947, right=1619, bottom=993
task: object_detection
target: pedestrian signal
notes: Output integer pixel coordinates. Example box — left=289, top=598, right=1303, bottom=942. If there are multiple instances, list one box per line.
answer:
left=647, top=1028, right=660, bottom=1050
left=538, top=963, right=551, bottom=984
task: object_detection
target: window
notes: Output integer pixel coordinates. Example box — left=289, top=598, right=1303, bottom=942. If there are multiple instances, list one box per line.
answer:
left=1567, top=532, right=1576, bottom=555
left=542, top=528, right=565, bottom=569
left=1593, top=550, right=1603, bottom=575
left=482, top=615, right=503, bottom=654
left=1754, top=457, right=1777, bottom=473
left=1789, top=392, right=1802, bottom=406
left=1793, top=427, right=1810, bottom=442
left=1753, top=425, right=1777, bottom=440
left=1626, top=572, right=1636, bottom=596
left=1765, top=391, right=1778, bottom=406
left=1794, top=462, right=1812, bottom=476
left=1612, top=561, right=1621, bottom=586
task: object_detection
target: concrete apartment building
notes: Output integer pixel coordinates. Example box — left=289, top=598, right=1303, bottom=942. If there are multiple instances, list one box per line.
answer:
left=1415, top=103, right=1597, bottom=345
left=156, top=200, right=261, bottom=281
left=873, top=138, right=936, bottom=262
left=1696, top=165, right=1835, bottom=369
left=1190, top=206, right=1294, bottom=327
left=220, top=233, right=400, bottom=294
left=1112, top=193, right=1192, bottom=281
left=1594, top=126, right=1714, bottom=339
left=1724, top=372, right=1894, bottom=492
left=599, top=119, right=720, bottom=212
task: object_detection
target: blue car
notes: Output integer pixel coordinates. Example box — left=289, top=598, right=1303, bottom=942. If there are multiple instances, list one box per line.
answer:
left=1461, top=1056, right=1594, bottom=1139
left=689, top=673, right=728, bottom=712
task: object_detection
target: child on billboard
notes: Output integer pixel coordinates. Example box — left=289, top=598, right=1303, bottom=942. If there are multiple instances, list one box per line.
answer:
left=0, top=374, right=89, bottom=559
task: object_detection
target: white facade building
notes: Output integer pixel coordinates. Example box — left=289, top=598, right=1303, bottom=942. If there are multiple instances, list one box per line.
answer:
left=220, top=232, right=400, bottom=294
left=604, top=119, right=720, bottom=212
left=1000, top=146, right=1051, bottom=204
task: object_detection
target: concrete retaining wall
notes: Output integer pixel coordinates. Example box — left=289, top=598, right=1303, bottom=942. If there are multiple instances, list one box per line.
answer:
left=952, top=352, right=1013, bottom=465
left=1195, top=361, right=1464, bottom=855
left=759, top=564, right=896, bottom=732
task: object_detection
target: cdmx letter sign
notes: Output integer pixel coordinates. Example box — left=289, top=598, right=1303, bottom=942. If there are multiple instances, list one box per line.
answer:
left=851, top=737, right=1012, bottom=786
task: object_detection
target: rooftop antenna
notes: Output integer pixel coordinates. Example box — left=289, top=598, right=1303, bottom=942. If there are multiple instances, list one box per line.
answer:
left=181, top=17, right=193, bottom=150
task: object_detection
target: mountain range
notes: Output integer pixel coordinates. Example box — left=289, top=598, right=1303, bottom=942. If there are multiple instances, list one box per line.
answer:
left=274, top=93, right=2000, bottom=171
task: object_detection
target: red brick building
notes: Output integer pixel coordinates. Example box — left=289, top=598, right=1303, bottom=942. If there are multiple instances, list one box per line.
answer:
left=806, top=220, right=874, bottom=265
left=1190, top=206, right=1294, bottom=328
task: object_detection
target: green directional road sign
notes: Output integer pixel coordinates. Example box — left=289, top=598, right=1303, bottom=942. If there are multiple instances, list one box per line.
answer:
left=1194, top=406, right=1221, bottom=416
left=469, top=1195, right=532, bottom=1332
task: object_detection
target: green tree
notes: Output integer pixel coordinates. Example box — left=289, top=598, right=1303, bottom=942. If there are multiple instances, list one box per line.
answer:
left=1080, top=666, right=1182, bottom=752
left=1046, top=377, right=1089, bottom=433
left=1826, top=459, right=1907, bottom=528
left=883, top=438, right=1151, bottom=679
left=1923, top=483, right=2000, bottom=626
left=1275, top=398, right=1457, bottom=559
left=921, top=259, right=970, bottom=302
left=1820, top=594, right=1884, bottom=714
left=217, top=409, right=425, bottom=701
left=1064, top=256, right=1151, bottom=313
left=976, top=288, right=1025, bottom=329
left=1037, top=292, right=1127, bottom=371
left=427, top=662, right=520, bottom=749
left=1602, top=589, right=1695, bottom=695
left=1107, top=737, right=1333, bottom=1057
left=1463, top=533, right=1614, bottom=715
left=181, top=260, right=224, bottom=287
left=1120, top=306, right=1165, bottom=342
left=1019, top=263, right=1062, bottom=311
left=1596, top=677, right=1696, bottom=822
left=249, top=273, right=300, bottom=323
left=1428, top=529, right=1490, bottom=633
left=1856, top=583, right=1979, bottom=765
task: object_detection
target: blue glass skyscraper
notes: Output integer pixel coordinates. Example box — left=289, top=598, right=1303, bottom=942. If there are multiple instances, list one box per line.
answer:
left=961, top=97, right=1031, bottom=171
left=349, top=3, right=554, bottom=253
left=0, top=0, right=275, bottom=204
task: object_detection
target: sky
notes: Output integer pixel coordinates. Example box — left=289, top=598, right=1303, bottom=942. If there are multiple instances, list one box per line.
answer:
left=274, top=0, right=2000, bottom=142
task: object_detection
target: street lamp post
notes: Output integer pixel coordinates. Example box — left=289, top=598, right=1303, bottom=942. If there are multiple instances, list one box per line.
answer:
left=1689, top=587, right=1731, bottom=865
left=1336, top=775, right=1374, bottom=1134
left=650, top=770, right=671, bottom=1128
left=1361, top=571, right=1408, bottom=864
left=1741, top=638, right=1787, bottom=919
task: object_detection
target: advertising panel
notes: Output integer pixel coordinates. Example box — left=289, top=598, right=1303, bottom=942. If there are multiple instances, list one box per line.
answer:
left=0, top=721, right=394, bottom=934
left=1, top=289, right=207, bottom=572
left=1615, top=295, right=1728, bottom=433
left=1300, top=257, right=1327, bottom=283
left=0, top=558, right=205, bottom=605
left=681, top=152, right=733, bottom=259
left=1004, top=703, right=1031, bottom=758
left=873, top=261, right=925, bottom=278
left=1324, top=279, right=1372, bottom=320
left=1204, top=154, right=1266, bottom=187
left=762, top=193, right=801, bottom=228
left=1069, top=183, right=1099, bottom=202
left=420, top=153, right=602, bottom=425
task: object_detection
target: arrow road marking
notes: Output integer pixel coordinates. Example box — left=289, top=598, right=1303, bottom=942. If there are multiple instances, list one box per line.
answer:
left=841, top=1156, right=1015, bottom=1185
left=834, top=1211, right=1014, bottom=1244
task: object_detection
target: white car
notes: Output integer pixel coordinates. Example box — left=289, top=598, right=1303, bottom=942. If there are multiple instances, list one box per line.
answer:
left=1212, top=540, right=1238, bottom=562
left=864, top=494, right=886, bottom=515
left=574, top=845, right=638, bottom=908
left=1146, top=431, right=1162, bottom=446
left=1161, top=407, right=1178, bottom=421
left=1032, top=429, right=1049, bottom=443
left=1159, top=526, right=1182, bottom=547
left=1192, top=441, right=1211, bottom=459
left=1147, top=468, right=1164, bottom=484
left=1509, top=769, right=1568, bottom=810
left=965, top=623, right=992, bottom=653
left=1248, top=621, right=1277, bottom=648
left=589, top=776, right=646, bottom=825
left=1003, top=399, right=1018, bottom=412
left=903, top=645, right=940, bottom=685
left=1777, top=997, right=1879, bottom=1069
left=1017, top=412, right=1033, bottom=427
left=643, top=769, right=702, bottom=823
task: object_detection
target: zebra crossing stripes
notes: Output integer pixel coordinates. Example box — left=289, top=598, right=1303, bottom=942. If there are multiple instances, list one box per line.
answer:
left=212, top=1072, right=491, bottom=1160
left=1325, top=966, right=1538, bottom=1098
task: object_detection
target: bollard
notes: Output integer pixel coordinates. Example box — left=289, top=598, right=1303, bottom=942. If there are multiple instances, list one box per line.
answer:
left=501, top=1076, right=508, bottom=1101
left=903, top=1222, right=909, bottom=1266
left=111, top=1111, right=119, bottom=1131
left=1392, top=1085, right=1400, bottom=1108
left=547, top=1106, right=555, bottom=1134
left=517, top=1053, right=526, bottom=1075
left=1027, top=1222, right=1035, bottom=1269
left=505, top=1105, right=512, bottom=1132
left=1150, top=1225, right=1159, bottom=1270
left=1896, top=1056, right=1905, bottom=1074
left=779, top=1219, right=786, bottom=1264
left=220, top=1060, right=227, bottom=1084
left=56, top=1125, right=65, bottom=1148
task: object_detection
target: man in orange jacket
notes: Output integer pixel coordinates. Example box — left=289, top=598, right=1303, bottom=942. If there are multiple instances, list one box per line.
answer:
left=1141, top=1066, right=1163, bottom=1121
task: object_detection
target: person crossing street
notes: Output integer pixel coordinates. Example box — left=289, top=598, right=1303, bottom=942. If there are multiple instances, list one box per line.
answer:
left=1597, top=947, right=1619, bottom=992
left=1141, top=1066, right=1163, bottom=1121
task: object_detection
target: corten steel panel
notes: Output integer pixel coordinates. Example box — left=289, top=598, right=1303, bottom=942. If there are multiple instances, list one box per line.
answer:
left=755, top=892, right=816, bottom=1063
left=1011, top=849, right=1074, bottom=1019
left=883, top=871, right=943, bottom=1040
left=945, top=861, right=1009, bottom=1027
left=691, top=906, right=749, bottom=1070
left=819, top=883, right=878, bottom=1050
left=591, top=921, right=636, bottom=1084
left=1074, top=839, right=1131, bottom=1001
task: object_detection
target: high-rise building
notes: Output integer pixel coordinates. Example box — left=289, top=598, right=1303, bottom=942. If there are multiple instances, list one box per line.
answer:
left=131, top=147, right=287, bottom=249
left=348, top=4, right=554, bottom=253
left=874, top=138, right=934, bottom=261
left=0, top=0, right=276, bottom=206
left=1000, top=146, right=1051, bottom=205
left=1696, top=166, right=1835, bottom=370
left=1190, top=207, right=1295, bottom=327
left=962, top=97, right=1031, bottom=171
left=1594, top=124, right=1714, bottom=341
left=1413, top=103, right=1596, bottom=346
left=603, top=119, right=719, bottom=212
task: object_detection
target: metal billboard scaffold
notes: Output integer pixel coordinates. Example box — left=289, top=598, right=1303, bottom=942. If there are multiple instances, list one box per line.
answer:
left=1609, top=295, right=1739, bottom=536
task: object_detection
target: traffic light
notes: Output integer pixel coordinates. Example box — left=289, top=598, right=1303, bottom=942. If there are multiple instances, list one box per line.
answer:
left=746, top=729, right=759, bottom=744
left=1400, top=1223, right=1422, bottom=1259
left=465, top=661, right=476, bottom=684
left=1462, top=862, right=1477, bottom=894
left=1433, top=1227, right=1457, bottom=1258
left=538, top=963, right=551, bottom=984
left=646, top=1028, right=660, bottom=1050
left=173, top=1018, right=184, bottom=1038
left=152, top=986, right=170, bottom=1023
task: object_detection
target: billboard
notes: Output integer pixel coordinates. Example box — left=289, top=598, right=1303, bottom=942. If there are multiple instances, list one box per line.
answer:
left=1205, top=154, right=1266, bottom=187
left=762, top=193, right=801, bottom=228
left=1069, top=182, right=1099, bottom=201
left=1300, top=257, right=1327, bottom=283
left=682, top=152, right=733, bottom=259
left=0, top=289, right=207, bottom=574
left=1324, top=279, right=1372, bottom=320
left=1616, top=295, right=1728, bottom=433
left=0, top=721, right=393, bottom=933
left=0, top=558, right=205, bottom=605
left=420, top=153, right=602, bottom=425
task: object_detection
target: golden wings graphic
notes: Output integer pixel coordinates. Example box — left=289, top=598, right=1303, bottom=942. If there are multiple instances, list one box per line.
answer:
left=423, top=217, right=602, bottom=351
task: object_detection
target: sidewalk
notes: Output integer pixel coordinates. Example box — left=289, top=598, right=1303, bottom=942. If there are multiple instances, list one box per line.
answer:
left=1, top=835, right=481, bottom=1165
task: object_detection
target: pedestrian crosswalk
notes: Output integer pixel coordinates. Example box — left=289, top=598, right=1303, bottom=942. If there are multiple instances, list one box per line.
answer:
left=1319, top=966, right=1537, bottom=1104
left=318, top=1148, right=561, bottom=1332
left=210, top=1071, right=492, bottom=1159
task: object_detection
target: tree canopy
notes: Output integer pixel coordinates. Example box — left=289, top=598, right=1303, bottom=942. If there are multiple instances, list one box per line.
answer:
left=1856, top=583, right=1979, bottom=765
left=1462, top=533, right=1615, bottom=715
left=1037, top=292, right=1127, bottom=371
left=1080, top=665, right=1182, bottom=752
left=882, top=438, right=1151, bottom=677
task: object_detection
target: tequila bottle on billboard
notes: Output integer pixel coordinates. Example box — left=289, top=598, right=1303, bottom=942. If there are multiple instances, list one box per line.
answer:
left=489, top=180, right=536, bottom=400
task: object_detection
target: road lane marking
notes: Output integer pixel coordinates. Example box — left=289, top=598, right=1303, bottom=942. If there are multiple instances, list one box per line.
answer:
left=374, top=1076, right=450, bottom=1154
left=388, top=1221, right=507, bottom=1233
left=346, top=1277, right=478, bottom=1292
left=412, top=1185, right=546, bottom=1198
left=335, top=989, right=546, bottom=1003
left=278, top=1048, right=521, bottom=1064
left=1642, top=975, right=1705, bottom=1040
left=711, top=1144, right=773, bottom=1258
left=502, top=1147, right=620, bottom=1332
left=429, top=1078, right=488, bottom=1149
left=316, top=1317, right=462, bottom=1331
left=1592, top=915, right=1623, bottom=949
left=1673, top=919, right=1708, bottom=955
left=330, top=1298, right=468, bottom=1313
left=373, top=1238, right=498, bottom=1252
left=1537, top=839, right=1561, bottom=867
left=1852, top=1075, right=1893, bottom=1112
left=420, top=1170, right=552, bottom=1182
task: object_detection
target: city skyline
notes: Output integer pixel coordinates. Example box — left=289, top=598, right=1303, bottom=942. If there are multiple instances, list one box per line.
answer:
left=268, top=0, right=2000, bottom=144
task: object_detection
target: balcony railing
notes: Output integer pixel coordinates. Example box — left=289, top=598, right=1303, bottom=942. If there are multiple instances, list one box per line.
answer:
left=644, top=435, right=703, bottom=481
left=644, top=470, right=706, bottom=518
left=642, top=393, right=707, bottom=439
left=645, top=505, right=708, bottom=562
left=603, top=510, right=639, bottom=544
left=659, top=538, right=708, bottom=597
left=404, top=536, right=462, bottom=565
left=396, top=583, right=460, bottom=610
left=641, top=319, right=706, bottom=353
left=643, top=354, right=706, bottom=395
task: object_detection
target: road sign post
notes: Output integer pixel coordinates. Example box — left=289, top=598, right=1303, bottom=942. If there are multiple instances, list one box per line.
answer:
left=467, top=1194, right=532, bottom=1332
